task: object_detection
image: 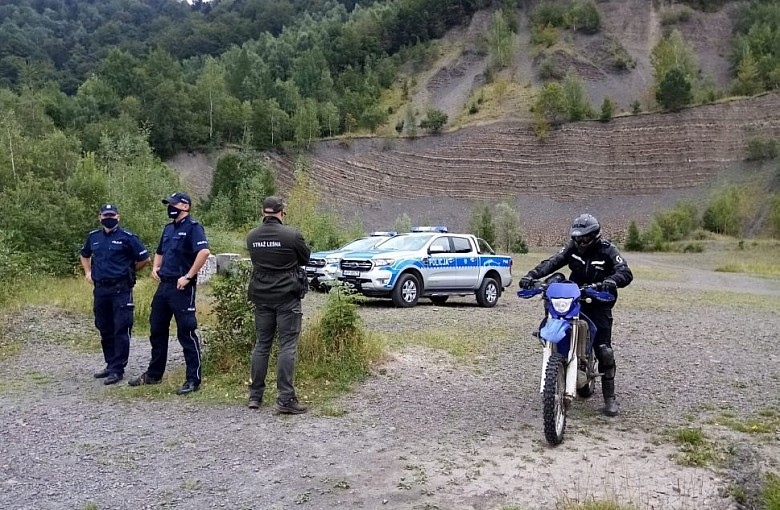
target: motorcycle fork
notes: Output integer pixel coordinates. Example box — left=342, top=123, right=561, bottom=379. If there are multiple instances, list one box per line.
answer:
left=564, top=323, right=579, bottom=406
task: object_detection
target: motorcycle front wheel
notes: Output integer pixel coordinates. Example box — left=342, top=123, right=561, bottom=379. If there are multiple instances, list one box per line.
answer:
left=543, top=352, right=567, bottom=445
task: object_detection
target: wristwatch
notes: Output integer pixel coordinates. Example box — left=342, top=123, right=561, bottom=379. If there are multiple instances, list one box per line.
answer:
left=183, top=274, right=192, bottom=280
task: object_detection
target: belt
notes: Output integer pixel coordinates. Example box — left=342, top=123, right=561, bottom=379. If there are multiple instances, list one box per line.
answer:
left=94, top=278, right=130, bottom=288
left=159, top=276, right=197, bottom=284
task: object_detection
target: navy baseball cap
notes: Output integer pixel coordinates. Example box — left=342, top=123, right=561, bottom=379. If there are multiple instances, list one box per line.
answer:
left=262, top=196, right=285, bottom=213
left=162, top=192, right=191, bottom=206
left=99, top=203, right=119, bottom=215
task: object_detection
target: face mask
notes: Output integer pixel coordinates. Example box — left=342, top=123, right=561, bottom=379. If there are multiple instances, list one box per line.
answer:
left=167, top=205, right=181, bottom=219
left=100, top=217, right=119, bottom=229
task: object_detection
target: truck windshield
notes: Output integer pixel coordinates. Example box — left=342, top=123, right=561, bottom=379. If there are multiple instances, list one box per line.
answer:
left=340, top=237, right=388, bottom=251
left=376, top=234, right=433, bottom=251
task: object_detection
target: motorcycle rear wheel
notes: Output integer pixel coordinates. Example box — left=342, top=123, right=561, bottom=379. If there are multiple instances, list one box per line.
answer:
left=543, top=352, right=567, bottom=445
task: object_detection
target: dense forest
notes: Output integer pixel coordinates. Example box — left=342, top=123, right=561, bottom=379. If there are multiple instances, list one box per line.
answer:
left=1, top=0, right=779, bottom=287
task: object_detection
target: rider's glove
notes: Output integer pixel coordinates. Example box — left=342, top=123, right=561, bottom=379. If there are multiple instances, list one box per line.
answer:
left=519, top=275, right=535, bottom=289
left=601, top=278, right=617, bottom=295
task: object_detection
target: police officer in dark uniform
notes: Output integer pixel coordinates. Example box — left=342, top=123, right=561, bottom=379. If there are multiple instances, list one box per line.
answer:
left=519, top=214, right=633, bottom=417
left=246, top=196, right=310, bottom=413
left=80, top=203, right=150, bottom=385
left=128, top=192, right=211, bottom=395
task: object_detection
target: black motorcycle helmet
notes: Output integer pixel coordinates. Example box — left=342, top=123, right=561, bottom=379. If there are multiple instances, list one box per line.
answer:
left=569, top=214, right=601, bottom=253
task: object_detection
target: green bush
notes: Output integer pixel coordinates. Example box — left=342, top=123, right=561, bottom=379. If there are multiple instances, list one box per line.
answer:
left=660, top=5, right=694, bottom=25
left=702, top=186, right=747, bottom=236
left=202, top=261, right=255, bottom=375
left=567, top=0, right=601, bottom=34
left=746, top=138, right=779, bottom=161
left=419, top=108, right=448, bottom=133
left=599, top=97, right=615, bottom=122
left=530, top=23, right=559, bottom=48
left=652, top=200, right=698, bottom=242
left=531, top=3, right=567, bottom=27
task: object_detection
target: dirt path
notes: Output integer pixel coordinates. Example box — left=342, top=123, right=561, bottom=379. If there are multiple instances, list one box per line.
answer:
left=2, top=253, right=779, bottom=510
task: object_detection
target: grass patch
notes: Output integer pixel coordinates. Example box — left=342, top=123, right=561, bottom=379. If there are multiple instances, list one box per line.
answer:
left=0, top=340, right=22, bottom=361
left=712, top=409, right=780, bottom=434
left=764, top=472, right=780, bottom=510
left=113, top=366, right=250, bottom=406
left=2, top=275, right=213, bottom=337
left=713, top=241, right=780, bottom=276
left=671, top=427, right=715, bottom=467
left=381, top=327, right=508, bottom=362
left=319, top=405, right=348, bottom=417
left=453, top=79, right=536, bottom=127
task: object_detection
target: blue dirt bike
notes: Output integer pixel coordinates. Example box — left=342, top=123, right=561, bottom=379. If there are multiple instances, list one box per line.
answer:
left=518, top=274, right=615, bottom=445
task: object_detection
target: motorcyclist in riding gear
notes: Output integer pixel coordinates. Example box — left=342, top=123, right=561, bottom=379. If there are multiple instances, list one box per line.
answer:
left=520, top=214, right=633, bottom=417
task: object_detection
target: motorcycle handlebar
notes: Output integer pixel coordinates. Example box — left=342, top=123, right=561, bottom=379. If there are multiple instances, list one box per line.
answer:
left=516, top=281, right=615, bottom=302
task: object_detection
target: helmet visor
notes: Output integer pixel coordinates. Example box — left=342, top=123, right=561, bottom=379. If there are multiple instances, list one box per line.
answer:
left=573, top=233, right=596, bottom=249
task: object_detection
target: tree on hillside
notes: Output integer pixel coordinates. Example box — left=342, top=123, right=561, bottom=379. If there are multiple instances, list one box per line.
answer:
left=419, top=108, right=447, bottom=133
left=489, top=9, right=515, bottom=71
left=624, top=221, right=644, bottom=251
left=731, top=49, right=763, bottom=97
left=562, top=73, right=593, bottom=121
left=600, top=96, right=615, bottom=122
left=656, top=67, right=692, bottom=111
left=494, top=200, right=527, bottom=253
left=651, top=29, right=698, bottom=94
left=468, top=204, right=497, bottom=248
left=534, top=82, right=567, bottom=126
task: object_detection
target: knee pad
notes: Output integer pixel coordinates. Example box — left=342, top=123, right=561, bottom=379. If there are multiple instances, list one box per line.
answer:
left=595, top=344, right=616, bottom=379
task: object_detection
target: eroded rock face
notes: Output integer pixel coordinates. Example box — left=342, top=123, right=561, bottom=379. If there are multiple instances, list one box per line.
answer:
left=266, top=94, right=780, bottom=242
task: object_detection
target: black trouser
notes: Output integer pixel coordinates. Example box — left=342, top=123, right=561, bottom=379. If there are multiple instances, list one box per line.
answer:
left=93, top=284, right=134, bottom=375
left=249, top=299, right=303, bottom=403
left=582, top=303, right=613, bottom=349
left=147, top=281, right=201, bottom=384
left=582, top=303, right=615, bottom=380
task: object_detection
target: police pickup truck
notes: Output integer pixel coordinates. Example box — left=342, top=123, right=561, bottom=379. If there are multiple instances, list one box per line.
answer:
left=305, top=232, right=396, bottom=291
left=338, top=227, right=513, bottom=307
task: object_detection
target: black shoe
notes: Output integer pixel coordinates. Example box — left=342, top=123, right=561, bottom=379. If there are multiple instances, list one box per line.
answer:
left=93, top=368, right=110, bottom=379
left=176, top=380, right=200, bottom=395
left=604, top=397, right=619, bottom=417
left=275, top=397, right=307, bottom=414
left=247, top=399, right=261, bottom=409
left=128, top=372, right=162, bottom=387
left=602, top=379, right=619, bottom=417
left=104, top=373, right=123, bottom=385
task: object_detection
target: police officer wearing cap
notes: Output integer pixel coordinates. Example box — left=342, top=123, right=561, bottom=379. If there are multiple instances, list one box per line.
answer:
left=128, top=192, right=211, bottom=395
left=246, top=196, right=310, bottom=413
left=80, top=204, right=150, bottom=385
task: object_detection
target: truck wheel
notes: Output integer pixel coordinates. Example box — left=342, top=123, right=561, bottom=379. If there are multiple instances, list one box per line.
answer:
left=392, top=273, right=420, bottom=308
left=430, top=296, right=449, bottom=305
left=476, top=277, right=499, bottom=308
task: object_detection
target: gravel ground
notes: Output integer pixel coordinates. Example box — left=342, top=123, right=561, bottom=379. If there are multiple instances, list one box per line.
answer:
left=1, top=252, right=779, bottom=510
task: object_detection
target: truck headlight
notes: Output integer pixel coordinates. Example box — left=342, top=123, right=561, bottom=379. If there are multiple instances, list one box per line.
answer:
left=373, top=258, right=395, bottom=267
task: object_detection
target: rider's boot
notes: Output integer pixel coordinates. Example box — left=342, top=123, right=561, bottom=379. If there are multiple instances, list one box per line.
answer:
left=601, top=378, right=619, bottom=417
